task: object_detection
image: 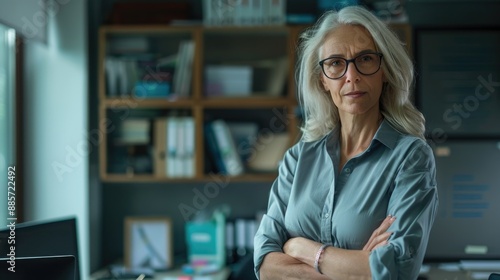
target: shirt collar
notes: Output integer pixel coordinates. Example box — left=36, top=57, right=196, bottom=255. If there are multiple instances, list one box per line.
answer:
left=372, top=119, right=401, bottom=150
left=324, top=119, right=401, bottom=150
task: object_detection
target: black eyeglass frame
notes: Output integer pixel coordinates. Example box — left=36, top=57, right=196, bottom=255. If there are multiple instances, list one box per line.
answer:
left=319, top=52, right=384, bottom=80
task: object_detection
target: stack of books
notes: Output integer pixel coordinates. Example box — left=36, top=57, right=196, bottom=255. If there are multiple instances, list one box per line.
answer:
left=105, top=39, right=195, bottom=98
left=203, top=0, right=286, bottom=26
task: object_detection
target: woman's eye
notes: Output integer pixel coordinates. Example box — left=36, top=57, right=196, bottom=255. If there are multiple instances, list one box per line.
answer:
left=329, top=59, right=343, bottom=66
left=359, top=55, right=373, bottom=62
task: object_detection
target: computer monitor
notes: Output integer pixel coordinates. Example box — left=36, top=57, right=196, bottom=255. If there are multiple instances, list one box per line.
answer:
left=0, top=216, right=80, bottom=280
left=0, top=255, right=76, bottom=280
left=415, top=27, right=500, bottom=138
left=425, top=140, right=500, bottom=261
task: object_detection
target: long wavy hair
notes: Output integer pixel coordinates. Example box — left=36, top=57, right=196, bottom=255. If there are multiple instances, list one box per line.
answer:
left=297, top=5, right=425, bottom=141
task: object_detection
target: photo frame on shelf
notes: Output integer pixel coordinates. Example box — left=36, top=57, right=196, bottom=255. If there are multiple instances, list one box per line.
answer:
left=124, top=217, right=173, bottom=270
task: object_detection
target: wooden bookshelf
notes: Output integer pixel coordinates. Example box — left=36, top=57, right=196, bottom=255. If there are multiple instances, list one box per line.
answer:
left=97, top=25, right=303, bottom=182
left=97, top=24, right=410, bottom=183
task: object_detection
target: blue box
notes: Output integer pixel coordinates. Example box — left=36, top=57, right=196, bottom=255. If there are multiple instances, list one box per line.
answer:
left=133, top=81, right=170, bottom=98
left=186, top=219, right=225, bottom=269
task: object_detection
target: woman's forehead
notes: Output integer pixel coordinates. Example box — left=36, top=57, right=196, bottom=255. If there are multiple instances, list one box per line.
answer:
left=321, top=25, right=376, bottom=56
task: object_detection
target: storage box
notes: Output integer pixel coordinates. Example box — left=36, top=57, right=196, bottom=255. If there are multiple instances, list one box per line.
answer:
left=185, top=214, right=225, bottom=269
left=133, top=81, right=171, bottom=98
left=205, top=66, right=252, bottom=97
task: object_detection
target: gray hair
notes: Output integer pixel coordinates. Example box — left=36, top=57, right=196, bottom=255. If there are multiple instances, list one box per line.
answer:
left=297, top=5, right=425, bottom=141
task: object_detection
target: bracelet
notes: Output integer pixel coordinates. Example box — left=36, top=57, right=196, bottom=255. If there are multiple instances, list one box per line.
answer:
left=314, top=244, right=328, bottom=274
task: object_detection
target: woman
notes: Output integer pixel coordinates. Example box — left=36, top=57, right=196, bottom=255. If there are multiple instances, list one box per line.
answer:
left=254, top=5, right=438, bottom=280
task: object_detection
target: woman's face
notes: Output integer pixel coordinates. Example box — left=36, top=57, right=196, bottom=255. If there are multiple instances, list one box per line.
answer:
left=320, top=24, right=385, bottom=118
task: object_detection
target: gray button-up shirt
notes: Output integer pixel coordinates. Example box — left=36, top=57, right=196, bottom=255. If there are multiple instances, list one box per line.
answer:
left=254, top=120, right=438, bottom=279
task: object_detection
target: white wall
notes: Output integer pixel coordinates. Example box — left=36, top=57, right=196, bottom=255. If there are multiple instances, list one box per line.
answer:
left=0, top=0, right=47, bottom=42
left=23, top=0, right=89, bottom=279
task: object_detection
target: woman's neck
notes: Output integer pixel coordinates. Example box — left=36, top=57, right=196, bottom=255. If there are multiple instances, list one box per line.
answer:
left=338, top=111, right=383, bottom=168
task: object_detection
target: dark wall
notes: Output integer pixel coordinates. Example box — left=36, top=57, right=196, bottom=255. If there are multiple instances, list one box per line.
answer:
left=101, top=182, right=271, bottom=266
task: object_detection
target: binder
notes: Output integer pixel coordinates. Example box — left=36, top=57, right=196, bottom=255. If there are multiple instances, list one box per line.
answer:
left=211, top=120, right=244, bottom=176
left=153, top=117, right=168, bottom=177
left=183, top=116, right=196, bottom=178
left=166, top=116, right=179, bottom=177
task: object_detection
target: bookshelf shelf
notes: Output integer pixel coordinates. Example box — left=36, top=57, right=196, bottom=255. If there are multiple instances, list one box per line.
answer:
left=101, top=173, right=278, bottom=183
left=103, top=98, right=195, bottom=108
left=202, top=97, right=295, bottom=108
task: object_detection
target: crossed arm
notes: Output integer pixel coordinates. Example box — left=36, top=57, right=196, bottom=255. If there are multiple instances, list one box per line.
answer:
left=258, top=215, right=396, bottom=280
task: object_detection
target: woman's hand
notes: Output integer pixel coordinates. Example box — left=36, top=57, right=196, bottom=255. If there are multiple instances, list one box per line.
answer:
left=363, top=215, right=396, bottom=251
left=283, top=237, right=320, bottom=265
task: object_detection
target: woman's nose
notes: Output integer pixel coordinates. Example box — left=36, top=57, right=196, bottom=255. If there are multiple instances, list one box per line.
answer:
left=344, top=62, right=361, bottom=82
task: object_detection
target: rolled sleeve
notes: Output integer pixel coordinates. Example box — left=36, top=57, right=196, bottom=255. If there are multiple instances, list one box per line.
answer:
left=253, top=145, right=299, bottom=279
left=370, top=142, right=439, bottom=279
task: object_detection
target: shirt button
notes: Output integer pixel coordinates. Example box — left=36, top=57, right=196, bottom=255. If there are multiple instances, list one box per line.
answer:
left=325, top=213, right=330, bottom=218
left=345, top=168, right=351, bottom=173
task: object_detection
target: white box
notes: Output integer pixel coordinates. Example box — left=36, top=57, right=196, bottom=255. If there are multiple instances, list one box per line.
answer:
left=205, top=65, right=252, bottom=97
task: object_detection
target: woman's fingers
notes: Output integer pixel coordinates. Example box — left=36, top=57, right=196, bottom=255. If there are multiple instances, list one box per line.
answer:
left=364, top=231, right=392, bottom=251
left=363, top=215, right=396, bottom=251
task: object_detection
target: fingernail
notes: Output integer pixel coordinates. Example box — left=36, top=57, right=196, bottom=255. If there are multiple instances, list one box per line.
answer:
left=390, top=215, right=396, bottom=221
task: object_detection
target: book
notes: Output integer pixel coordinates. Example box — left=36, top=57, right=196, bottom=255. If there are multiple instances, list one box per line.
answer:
left=265, top=56, right=288, bottom=96
left=153, top=117, right=168, bottom=177
left=226, top=122, right=259, bottom=164
left=178, top=41, right=195, bottom=97
left=182, top=116, right=196, bottom=178
left=205, top=122, right=227, bottom=175
left=235, top=219, right=247, bottom=257
left=118, top=119, right=150, bottom=145
left=175, top=116, right=186, bottom=177
left=176, top=115, right=196, bottom=178
left=173, top=40, right=195, bottom=97
left=105, top=57, right=138, bottom=97
left=205, top=120, right=244, bottom=176
left=202, top=0, right=286, bottom=26
left=211, top=120, right=244, bottom=176
left=166, top=116, right=179, bottom=177
left=268, top=0, right=286, bottom=25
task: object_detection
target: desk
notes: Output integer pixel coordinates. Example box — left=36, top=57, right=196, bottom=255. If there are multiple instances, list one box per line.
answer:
left=90, top=267, right=230, bottom=280
left=421, top=263, right=500, bottom=280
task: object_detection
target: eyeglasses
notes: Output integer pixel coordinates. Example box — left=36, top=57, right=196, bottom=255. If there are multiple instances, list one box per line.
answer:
left=319, top=52, right=383, bottom=80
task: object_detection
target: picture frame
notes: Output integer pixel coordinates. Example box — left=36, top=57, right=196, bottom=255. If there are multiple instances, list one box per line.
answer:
left=124, top=216, right=173, bottom=270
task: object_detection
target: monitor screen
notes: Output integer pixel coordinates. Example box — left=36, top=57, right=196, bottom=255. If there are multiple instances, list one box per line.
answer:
left=425, top=140, right=500, bottom=261
left=0, top=216, right=80, bottom=280
left=415, top=27, right=500, bottom=137
left=0, top=255, right=76, bottom=280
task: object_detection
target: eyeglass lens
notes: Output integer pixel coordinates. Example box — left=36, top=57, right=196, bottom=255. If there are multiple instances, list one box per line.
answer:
left=321, top=53, right=381, bottom=79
